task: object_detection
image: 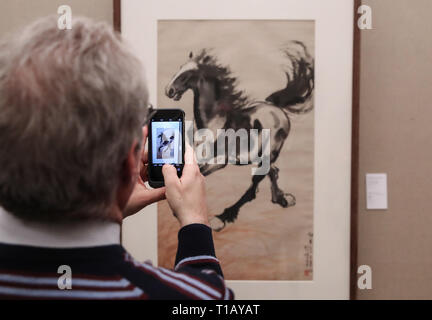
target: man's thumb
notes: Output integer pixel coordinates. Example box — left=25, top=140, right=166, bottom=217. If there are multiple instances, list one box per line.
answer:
left=162, top=164, right=180, bottom=188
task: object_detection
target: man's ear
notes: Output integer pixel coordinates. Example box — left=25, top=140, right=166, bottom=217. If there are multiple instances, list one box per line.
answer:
left=125, top=140, right=141, bottom=182
left=117, top=139, right=141, bottom=212
left=126, top=126, right=147, bottom=183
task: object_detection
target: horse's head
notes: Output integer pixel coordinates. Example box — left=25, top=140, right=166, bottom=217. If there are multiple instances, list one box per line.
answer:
left=165, top=51, right=212, bottom=101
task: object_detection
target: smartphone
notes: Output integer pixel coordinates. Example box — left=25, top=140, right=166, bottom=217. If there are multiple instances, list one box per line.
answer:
left=148, top=108, right=185, bottom=188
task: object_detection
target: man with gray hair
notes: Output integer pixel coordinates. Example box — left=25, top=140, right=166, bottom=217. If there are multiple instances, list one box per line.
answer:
left=0, top=16, right=233, bottom=300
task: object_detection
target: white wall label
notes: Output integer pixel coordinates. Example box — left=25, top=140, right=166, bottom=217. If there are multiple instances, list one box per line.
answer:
left=366, top=173, right=388, bottom=210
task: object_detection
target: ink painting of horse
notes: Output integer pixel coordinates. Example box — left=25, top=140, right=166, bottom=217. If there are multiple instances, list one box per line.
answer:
left=157, top=20, right=315, bottom=280
left=165, top=43, right=313, bottom=231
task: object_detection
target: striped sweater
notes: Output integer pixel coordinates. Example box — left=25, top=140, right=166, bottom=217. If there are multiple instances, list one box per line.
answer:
left=0, top=223, right=234, bottom=300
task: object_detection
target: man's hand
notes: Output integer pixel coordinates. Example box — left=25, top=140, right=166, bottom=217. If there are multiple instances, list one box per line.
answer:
left=123, top=126, right=166, bottom=218
left=162, top=145, right=210, bottom=228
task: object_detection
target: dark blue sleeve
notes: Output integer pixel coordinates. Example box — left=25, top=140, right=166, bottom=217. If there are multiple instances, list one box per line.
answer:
left=173, top=223, right=234, bottom=300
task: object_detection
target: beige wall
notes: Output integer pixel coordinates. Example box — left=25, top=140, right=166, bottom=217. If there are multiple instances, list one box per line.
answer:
left=0, top=0, right=113, bottom=37
left=356, top=0, right=432, bottom=299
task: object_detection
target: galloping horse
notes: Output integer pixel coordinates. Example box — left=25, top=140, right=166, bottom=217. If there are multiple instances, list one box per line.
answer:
left=165, top=41, right=314, bottom=231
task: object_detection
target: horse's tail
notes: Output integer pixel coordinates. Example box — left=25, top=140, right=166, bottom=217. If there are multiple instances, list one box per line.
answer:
left=265, top=41, right=314, bottom=114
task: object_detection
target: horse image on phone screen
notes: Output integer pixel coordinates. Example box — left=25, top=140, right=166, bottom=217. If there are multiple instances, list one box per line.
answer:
left=157, top=128, right=176, bottom=159
left=165, top=41, right=314, bottom=231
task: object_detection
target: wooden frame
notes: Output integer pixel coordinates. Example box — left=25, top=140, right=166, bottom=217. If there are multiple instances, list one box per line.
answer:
left=115, top=0, right=360, bottom=299
left=113, top=0, right=121, bottom=32
left=350, top=0, right=361, bottom=300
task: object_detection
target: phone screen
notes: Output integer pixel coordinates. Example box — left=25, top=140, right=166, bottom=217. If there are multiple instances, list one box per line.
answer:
left=151, top=120, right=182, bottom=165
left=148, top=109, right=184, bottom=187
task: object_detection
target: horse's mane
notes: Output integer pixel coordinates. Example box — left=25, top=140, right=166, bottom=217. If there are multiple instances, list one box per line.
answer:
left=193, top=49, right=249, bottom=111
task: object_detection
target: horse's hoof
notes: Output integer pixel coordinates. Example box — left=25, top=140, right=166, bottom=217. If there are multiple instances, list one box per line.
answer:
left=272, top=198, right=288, bottom=208
left=272, top=191, right=288, bottom=207
left=272, top=193, right=296, bottom=208
left=210, top=217, right=226, bottom=232
left=286, top=193, right=296, bottom=207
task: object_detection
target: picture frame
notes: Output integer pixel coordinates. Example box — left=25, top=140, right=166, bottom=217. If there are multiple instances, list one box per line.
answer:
left=116, top=0, right=359, bottom=299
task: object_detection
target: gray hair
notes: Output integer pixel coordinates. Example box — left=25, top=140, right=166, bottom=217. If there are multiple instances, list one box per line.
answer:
left=0, top=16, right=149, bottom=221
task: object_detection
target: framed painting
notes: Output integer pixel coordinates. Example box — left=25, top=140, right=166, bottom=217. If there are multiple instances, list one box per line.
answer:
left=119, top=0, right=357, bottom=299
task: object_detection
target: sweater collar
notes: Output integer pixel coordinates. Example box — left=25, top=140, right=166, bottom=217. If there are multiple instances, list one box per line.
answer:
left=0, top=207, right=120, bottom=248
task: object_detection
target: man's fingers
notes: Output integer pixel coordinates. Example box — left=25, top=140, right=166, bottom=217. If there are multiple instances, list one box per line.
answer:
left=140, top=164, right=148, bottom=182
left=184, top=143, right=196, bottom=165
left=162, top=164, right=180, bottom=189
left=143, top=186, right=166, bottom=205
left=182, top=144, right=200, bottom=180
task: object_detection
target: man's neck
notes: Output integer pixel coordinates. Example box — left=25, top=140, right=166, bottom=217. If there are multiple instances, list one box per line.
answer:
left=0, top=208, right=121, bottom=248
